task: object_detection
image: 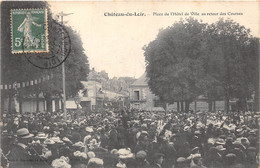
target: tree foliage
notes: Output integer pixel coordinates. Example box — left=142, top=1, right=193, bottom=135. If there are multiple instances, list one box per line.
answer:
left=1, top=1, right=89, bottom=112
left=144, top=17, right=259, bottom=112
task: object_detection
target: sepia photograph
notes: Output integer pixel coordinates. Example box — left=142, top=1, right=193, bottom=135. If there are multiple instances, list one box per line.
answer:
left=0, top=1, right=259, bottom=168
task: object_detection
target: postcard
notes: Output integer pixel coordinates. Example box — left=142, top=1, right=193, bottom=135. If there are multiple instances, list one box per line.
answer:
left=1, top=1, right=259, bottom=168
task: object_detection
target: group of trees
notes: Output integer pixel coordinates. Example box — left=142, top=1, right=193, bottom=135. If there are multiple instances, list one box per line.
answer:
left=1, top=1, right=89, bottom=113
left=144, top=18, right=259, bottom=112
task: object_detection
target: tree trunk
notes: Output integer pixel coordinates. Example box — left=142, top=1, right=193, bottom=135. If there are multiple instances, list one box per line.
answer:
left=8, top=94, right=12, bottom=113
left=177, top=101, right=180, bottom=113
left=46, top=99, right=52, bottom=112
left=213, top=101, right=216, bottom=112
left=242, top=98, right=247, bottom=112
left=208, top=100, right=212, bottom=112
left=55, top=99, right=59, bottom=111
left=224, top=96, right=230, bottom=113
left=19, top=97, right=22, bottom=114
left=185, top=100, right=190, bottom=113
left=1, top=93, right=5, bottom=115
left=253, top=89, right=259, bottom=112
left=61, top=99, right=64, bottom=112
left=36, top=92, right=39, bottom=112
left=194, top=100, right=197, bottom=112
left=43, top=100, right=46, bottom=111
left=181, top=101, right=184, bottom=112
left=44, top=93, right=52, bottom=112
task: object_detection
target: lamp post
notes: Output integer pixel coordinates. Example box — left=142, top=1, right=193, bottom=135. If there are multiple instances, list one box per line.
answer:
left=57, top=12, right=73, bottom=121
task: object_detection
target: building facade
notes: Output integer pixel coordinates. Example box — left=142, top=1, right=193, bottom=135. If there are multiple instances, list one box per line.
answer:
left=129, top=73, right=159, bottom=110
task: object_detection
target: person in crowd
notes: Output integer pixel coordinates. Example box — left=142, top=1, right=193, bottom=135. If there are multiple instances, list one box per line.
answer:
left=134, top=150, right=150, bottom=168
left=7, top=128, right=34, bottom=168
left=150, top=153, right=164, bottom=168
left=1, top=108, right=259, bottom=168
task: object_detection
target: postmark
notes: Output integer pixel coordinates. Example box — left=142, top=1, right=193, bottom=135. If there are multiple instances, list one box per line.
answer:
left=24, top=20, right=71, bottom=69
left=11, top=8, right=49, bottom=54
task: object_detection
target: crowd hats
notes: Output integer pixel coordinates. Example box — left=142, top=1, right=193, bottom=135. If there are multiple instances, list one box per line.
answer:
left=110, top=149, right=118, bottom=155
left=73, top=151, right=88, bottom=159
left=176, top=157, right=186, bottom=163
left=249, top=130, right=256, bottom=135
left=87, top=158, right=103, bottom=168
left=135, top=150, right=147, bottom=159
left=87, top=151, right=96, bottom=158
left=35, top=132, right=48, bottom=139
left=73, top=141, right=85, bottom=148
left=85, top=127, right=94, bottom=133
left=247, top=147, right=257, bottom=153
left=51, top=156, right=71, bottom=168
left=17, top=128, right=34, bottom=139
left=215, top=139, right=225, bottom=145
left=152, top=152, right=164, bottom=160
left=117, top=148, right=134, bottom=159
left=191, top=147, right=200, bottom=154
left=215, top=145, right=226, bottom=151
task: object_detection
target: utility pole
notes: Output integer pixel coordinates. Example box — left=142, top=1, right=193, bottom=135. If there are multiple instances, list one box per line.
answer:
left=57, top=12, right=73, bottom=121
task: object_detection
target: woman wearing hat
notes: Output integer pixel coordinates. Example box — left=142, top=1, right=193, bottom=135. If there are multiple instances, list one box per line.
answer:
left=7, top=128, right=34, bottom=168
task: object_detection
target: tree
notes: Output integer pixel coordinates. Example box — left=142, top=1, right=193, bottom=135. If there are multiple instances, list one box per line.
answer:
left=144, top=17, right=258, bottom=113
left=1, top=1, right=89, bottom=113
left=144, top=18, right=208, bottom=112
left=207, top=19, right=258, bottom=112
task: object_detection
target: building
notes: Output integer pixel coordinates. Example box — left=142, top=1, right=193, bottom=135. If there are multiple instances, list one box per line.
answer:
left=129, top=73, right=161, bottom=111
left=3, top=92, right=62, bottom=113
left=80, top=80, right=104, bottom=111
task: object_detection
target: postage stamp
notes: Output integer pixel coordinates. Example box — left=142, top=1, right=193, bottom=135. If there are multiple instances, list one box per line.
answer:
left=25, top=20, right=71, bottom=69
left=11, top=8, right=49, bottom=54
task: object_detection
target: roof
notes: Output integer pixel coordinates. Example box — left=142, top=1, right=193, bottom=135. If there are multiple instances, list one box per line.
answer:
left=131, top=73, right=148, bottom=86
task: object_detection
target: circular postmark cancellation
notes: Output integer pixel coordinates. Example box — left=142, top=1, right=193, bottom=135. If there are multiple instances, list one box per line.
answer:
left=23, top=20, right=71, bottom=69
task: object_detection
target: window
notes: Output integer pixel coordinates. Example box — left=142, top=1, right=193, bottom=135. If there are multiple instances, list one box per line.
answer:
left=83, top=89, right=88, bottom=97
left=134, top=91, right=140, bottom=100
left=134, top=103, right=140, bottom=109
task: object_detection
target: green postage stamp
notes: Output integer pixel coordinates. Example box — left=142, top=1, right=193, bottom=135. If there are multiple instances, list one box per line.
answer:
left=11, top=8, right=49, bottom=54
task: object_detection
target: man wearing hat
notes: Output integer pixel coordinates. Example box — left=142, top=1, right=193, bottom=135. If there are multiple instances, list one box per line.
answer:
left=7, top=128, right=34, bottom=168
left=135, top=150, right=151, bottom=168
left=150, top=153, right=164, bottom=168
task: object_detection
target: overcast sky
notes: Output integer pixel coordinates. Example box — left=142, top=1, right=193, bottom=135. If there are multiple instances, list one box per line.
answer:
left=49, top=1, right=259, bottom=78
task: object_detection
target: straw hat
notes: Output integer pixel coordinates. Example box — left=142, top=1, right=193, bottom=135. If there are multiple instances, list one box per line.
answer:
left=85, top=127, right=94, bottom=133
left=35, top=132, right=48, bottom=139
left=44, top=139, right=55, bottom=145
left=110, top=149, right=118, bottom=155
left=184, top=126, right=190, bottom=132
left=87, top=158, right=104, bottom=167
left=50, top=137, right=64, bottom=144
left=215, top=139, right=225, bottom=145
left=73, top=141, right=85, bottom=148
left=51, top=158, right=71, bottom=168
left=176, top=157, right=186, bottom=163
left=17, top=128, right=33, bottom=139
left=62, top=137, right=72, bottom=143
left=74, top=151, right=88, bottom=159
left=118, top=148, right=134, bottom=159
left=87, top=151, right=96, bottom=158
left=216, top=145, right=226, bottom=151
left=136, top=150, right=147, bottom=159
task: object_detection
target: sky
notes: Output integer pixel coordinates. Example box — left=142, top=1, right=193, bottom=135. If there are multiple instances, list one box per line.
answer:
left=49, top=1, right=259, bottom=78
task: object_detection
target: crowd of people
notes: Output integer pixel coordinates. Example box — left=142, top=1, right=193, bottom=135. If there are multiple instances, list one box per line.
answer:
left=0, top=109, right=259, bottom=168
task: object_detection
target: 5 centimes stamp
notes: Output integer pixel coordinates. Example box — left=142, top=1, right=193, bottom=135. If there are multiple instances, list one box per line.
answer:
left=24, top=20, right=71, bottom=69
left=11, top=8, right=49, bottom=54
